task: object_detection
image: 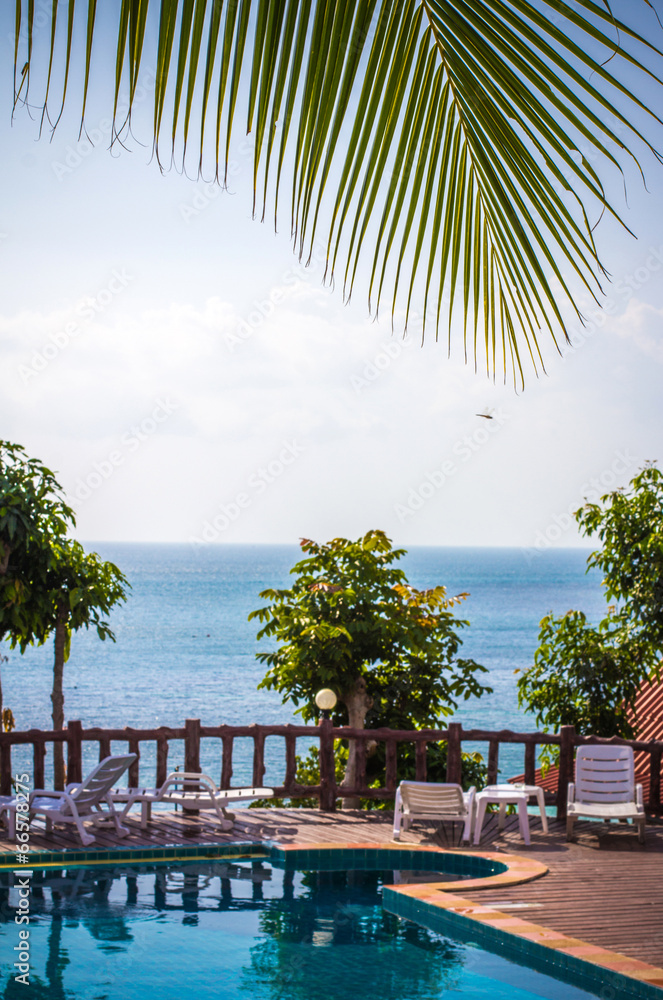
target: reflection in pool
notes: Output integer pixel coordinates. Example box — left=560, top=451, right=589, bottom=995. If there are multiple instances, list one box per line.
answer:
left=0, top=859, right=609, bottom=1000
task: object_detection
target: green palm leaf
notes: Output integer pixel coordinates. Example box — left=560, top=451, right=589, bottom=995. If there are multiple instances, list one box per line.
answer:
left=12, top=0, right=663, bottom=385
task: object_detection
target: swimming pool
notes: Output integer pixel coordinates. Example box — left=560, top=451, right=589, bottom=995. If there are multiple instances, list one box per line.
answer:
left=0, top=848, right=653, bottom=1000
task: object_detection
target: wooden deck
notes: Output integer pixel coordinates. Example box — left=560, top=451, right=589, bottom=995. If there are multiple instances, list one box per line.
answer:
left=4, top=806, right=663, bottom=972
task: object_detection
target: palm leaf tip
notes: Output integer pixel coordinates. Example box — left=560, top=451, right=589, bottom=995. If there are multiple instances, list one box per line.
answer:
left=11, top=0, right=663, bottom=383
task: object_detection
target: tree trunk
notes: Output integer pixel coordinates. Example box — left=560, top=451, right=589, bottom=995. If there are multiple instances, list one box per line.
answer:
left=52, top=606, right=67, bottom=791
left=339, top=676, right=373, bottom=809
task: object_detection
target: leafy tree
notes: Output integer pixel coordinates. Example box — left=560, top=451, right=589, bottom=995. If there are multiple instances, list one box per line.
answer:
left=0, top=441, right=128, bottom=787
left=578, top=464, right=663, bottom=658
left=10, top=2, right=663, bottom=385
left=518, top=465, right=663, bottom=756
left=0, top=441, right=75, bottom=718
left=250, top=530, right=490, bottom=801
left=517, top=610, right=648, bottom=744
left=46, top=539, right=129, bottom=788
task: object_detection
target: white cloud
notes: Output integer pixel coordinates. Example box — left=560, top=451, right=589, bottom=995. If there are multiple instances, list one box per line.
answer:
left=610, top=299, right=663, bottom=364
left=3, top=276, right=657, bottom=548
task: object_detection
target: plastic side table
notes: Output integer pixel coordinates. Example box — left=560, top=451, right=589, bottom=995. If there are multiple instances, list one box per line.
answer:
left=474, top=784, right=548, bottom=845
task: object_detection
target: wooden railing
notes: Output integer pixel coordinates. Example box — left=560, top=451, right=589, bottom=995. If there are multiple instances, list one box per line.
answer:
left=1, top=719, right=662, bottom=818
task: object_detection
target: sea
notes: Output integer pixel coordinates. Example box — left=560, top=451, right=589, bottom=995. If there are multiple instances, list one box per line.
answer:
left=5, top=544, right=606, bottom=792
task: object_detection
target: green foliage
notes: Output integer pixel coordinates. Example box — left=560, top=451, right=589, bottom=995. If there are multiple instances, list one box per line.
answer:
left=11, top=3, right=663, bottom=383
left=518, top=465, right=663, bottom=748
left=0, top=442, right=128, bottom=656
left=251, top=531, right=490, bottom=805
left=46, top=539, right=129, bottom=662
left=517, top=610, right=646, bottom=741
left=251, top=530, right=491, bottom=728
left=578, top=464, right=663, bottom=659
left=0, top=441, right=76, bottom=649
left=0, top=441, right=129, bottom=730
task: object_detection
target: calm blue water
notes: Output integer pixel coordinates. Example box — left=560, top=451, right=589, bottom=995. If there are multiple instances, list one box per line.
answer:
left=0, top=857, right=602, bottom=1000
left=5, top=545, right=605, bottom=788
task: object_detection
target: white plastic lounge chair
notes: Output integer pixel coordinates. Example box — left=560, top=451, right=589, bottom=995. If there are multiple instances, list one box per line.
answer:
left=29, top=753, right=137, bottom=847
left=110, top=773, right=275, bottom=830
left=393, top=781, right=476, bottom=843
left=567, top=745, right=646, bottom=844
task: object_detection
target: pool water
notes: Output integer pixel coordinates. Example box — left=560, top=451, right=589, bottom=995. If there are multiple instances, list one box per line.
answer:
left=0, top=858, right=625, bottom=1000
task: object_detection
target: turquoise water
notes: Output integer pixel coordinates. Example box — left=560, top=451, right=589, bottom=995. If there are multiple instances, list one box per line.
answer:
left=0, top=858, right=603, bottom=1000
left=4, top=544, right=606, bottom=785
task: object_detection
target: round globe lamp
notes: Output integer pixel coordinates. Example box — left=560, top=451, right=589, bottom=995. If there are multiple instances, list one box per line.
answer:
left=315, top=688, right=337, bottom=720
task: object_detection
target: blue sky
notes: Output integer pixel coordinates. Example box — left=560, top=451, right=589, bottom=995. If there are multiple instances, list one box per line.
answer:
left=2, top=3, right=663, bottom=550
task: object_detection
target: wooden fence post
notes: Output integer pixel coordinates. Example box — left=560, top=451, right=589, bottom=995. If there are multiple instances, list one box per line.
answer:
left=556, top=725, right=576, bottom=820
left=184, top=719, right=201, bottom=773
left=415, top=740, right=427, bottom=781
left=524, top=741, right=536, bottom=786
left=128, top=737, right=140, bottom=787
left=220, top=733, right=234, bottom=789
left=33, top=741, right=45, bottom=790
left=385, top=740, right=398, bottom=793
left=487, top=739, right=499, bottom=786
left=0, top=742, right=11, bottom=796
left=446, top=723, right=462, bottom=785
left=284, top=731, right=298, bottom=791
left=67, top=720, right=83, bottom=785
left=252, top=727, right=266, bottom=788
left=318, top=718, right=336, bottom=812
left=156, top=735, right=169, bottom=788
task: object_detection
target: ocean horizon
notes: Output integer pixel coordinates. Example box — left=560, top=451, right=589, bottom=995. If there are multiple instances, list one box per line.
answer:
left=9, top=543, right=605, bottom=788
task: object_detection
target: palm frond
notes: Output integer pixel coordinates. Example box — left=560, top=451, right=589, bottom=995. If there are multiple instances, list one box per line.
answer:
left=13, top=0, right=663, bottom=385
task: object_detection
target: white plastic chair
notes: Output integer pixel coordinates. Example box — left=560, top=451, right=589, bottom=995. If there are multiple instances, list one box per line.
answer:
left=110, top=773, right=274, bottom=830
left=567, top=745, right=646, bottom=844
left=393, top=781, right=476, bottom=842
left=29, top=754, right=137, bottom=847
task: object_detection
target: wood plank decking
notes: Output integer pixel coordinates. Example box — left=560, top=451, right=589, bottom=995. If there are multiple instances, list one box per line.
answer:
left=3, top=807, right=663, bottom=971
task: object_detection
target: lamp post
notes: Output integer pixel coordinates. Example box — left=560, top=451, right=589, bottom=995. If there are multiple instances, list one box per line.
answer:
left=315, top=688, right=337, bottom=721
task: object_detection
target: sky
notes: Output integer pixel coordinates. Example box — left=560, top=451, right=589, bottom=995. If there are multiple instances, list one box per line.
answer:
left=2, top=3, right=663, bottom=552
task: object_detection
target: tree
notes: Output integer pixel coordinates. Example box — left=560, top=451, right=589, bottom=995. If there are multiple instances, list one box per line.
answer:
left=578, top=464, right=663, bottom=658
left=0, top=441, right=75, bottom=718
left=517, top=610, right=649, bottom=745
left=517, top=465, right=663, bottom=753
left=46, top=540, right=129, bottom=789
left=0, top=441, right=129, bottom=787
left=250, top=530, right=490, bottom=800
left=10, top=2, right=663, bottom=385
